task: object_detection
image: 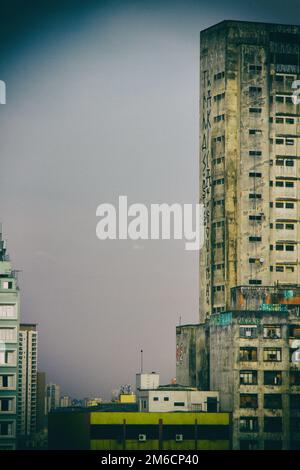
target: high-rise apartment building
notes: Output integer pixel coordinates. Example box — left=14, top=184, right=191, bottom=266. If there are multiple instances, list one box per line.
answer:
left=46, top=383, right=61, bottom=414
left=17, top=323, right=38, bottom=439
left=0, top=226, right=20, bottom=450
left=200, top=20, right=300, bottom=320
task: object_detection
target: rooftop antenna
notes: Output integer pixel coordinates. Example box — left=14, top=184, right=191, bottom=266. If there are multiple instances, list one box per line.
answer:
left=140, top=349, right=143, bottom=374
left=179, top=315, right=182, bottom=326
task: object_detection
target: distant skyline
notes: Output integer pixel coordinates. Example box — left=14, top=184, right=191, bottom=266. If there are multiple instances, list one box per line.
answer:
left=0, top=0, right=299, bottom=398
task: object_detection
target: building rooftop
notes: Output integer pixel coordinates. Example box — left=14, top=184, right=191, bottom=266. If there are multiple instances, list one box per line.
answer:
left=201, top=19, right=300, bottom=34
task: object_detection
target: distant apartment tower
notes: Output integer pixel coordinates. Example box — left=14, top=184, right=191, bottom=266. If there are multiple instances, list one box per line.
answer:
left=46, top=383, right=60, bottom=413
left=0, top=227, right=20, bottom=450
left=60, top=395, right=72, bottom=408
left=17, top=324, right=38, bottom=438
left=200, top=20, right=300, bottom=320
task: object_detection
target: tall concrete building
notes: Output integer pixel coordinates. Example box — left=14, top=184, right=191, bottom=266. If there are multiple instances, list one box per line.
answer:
left=200, top=20, right=300, bottom=320
left=177, top=20, right=300, bottom=450
left=17, top=323, right=38, bottom=439
left=0, top=226, right=20, bottom=450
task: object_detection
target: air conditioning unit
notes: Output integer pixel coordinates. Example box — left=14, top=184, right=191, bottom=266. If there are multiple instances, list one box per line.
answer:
left=138, top=434, right=146, bottom=442
left=175, top=434, right=183, bottom=442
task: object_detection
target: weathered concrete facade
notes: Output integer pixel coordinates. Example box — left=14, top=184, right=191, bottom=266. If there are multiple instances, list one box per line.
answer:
left=177, top=20, right=300, bottom=450
left=210, top=307, right=300, bottom=450
left=200, top=20, right=300, bottom=321
left=176, top=324, right=209, bottom=390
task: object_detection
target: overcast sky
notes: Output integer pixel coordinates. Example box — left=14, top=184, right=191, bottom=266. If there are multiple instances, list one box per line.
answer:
left=0, top=0, right=299, bottom=398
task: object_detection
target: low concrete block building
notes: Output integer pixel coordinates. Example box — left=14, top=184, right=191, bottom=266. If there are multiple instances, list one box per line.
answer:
left=48, top=408, right=231, bottom=450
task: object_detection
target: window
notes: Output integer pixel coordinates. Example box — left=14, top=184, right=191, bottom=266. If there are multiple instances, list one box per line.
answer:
left=263, top=348, right=281, bottom=362
left=0, top=421, right=14, bottom=436
left=213, top=157, right=224, bottom=165
left=213, top=178, right=224, bottom=186
left=240, top=394, right=258, bottom=409
left=214, top=92, right=225, bottom=102
left=264, top=394, right=282, bottom=409
left=174, top=402, right=185, bottom=407
left=264, top=417, right=282, bottom=433
left=249, top=129, right=262, bottom=135
left=214, top=114, right=225, bottom=123
left=153, top=397, right=159, bottom=401
left=289, top=326, right=300, bottom=338
left=240, top=326, right=257, bottom=338
left=214, top=71, right=225, bottom=80
left=290, top=395, right=300, bottom=410
left=240, top=417, right=258, bottom=432
left=0, top=306, right=16, bottom=319
left=286, top=266, right=295, bottom=273
left=0, top=350, right=17, bottom=366
left=286, top=202, right=294, bottom=209
left=249, top=65, right=262, bottom=73
left=249, top=150, right=262, bottom=156
left=249, top=108, right=262, bottom=114
left=263, top=326, right=281, bottom=339
left=286, top=118, right=295, bottom=124
left=141, top=399, right=147, bottom=410
left=275, top=244, right=284, bottom=251
left=213, top=135, right=225, bottom=143
left=290, top=371, right=300, bottom=386
left=286, top=244, right=295, bottom=251
left=213, top=285, right=224, bottom=292
left=249, top=172, right=262, bottom=178
left=249, top=215, right=262, bottom=221
left=0, top=398, right=15, bottom=412
left=249, top=236, right=261, bottom=242
left=249, top=193, right=261, bottom=199
left=0, top=328, right=17, bottom=342
left=163, top=397, right=169, bottom=401
left=240, top=370, right=258, bottom=385
left=2, top=282, right=13, bottom=290
left=240, top=347, right=257, bottom=362
left=264, top=371, right=282, bottom=386
left=249, top=86, right=262, bottom=95
left=0, top=375, right=15, bottom=389
left=249, top=279, right=262, bottom=285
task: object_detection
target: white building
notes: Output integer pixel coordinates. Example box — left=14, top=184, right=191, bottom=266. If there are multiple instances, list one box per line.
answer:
left=136, top=373, right=219, bottom=413
left=60, top=395, right=72, bottom=408
left=17, top=323, right=38, bottom=437
left=0, top=227, right=20, bottom=450
left=136, top=372, right=160, bottom=391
